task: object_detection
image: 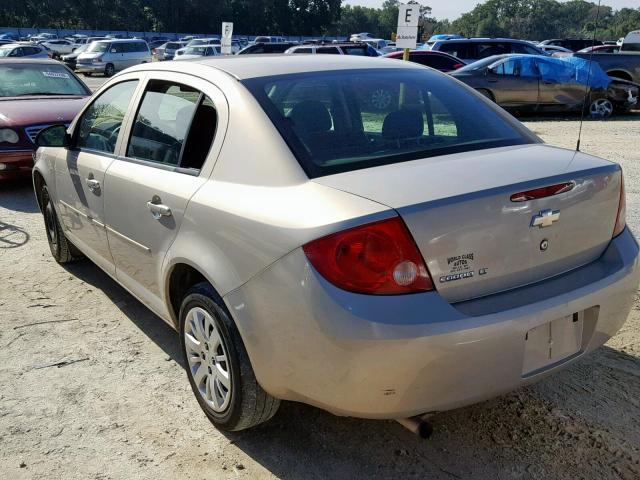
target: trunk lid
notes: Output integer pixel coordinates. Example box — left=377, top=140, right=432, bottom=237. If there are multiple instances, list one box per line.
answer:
left=314, top=144, right=621, bottom=303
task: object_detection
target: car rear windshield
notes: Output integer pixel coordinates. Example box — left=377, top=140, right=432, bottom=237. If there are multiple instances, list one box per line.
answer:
left=243, top=68, right=538, bottom=177
left=0, top=63, right=89, bottom=97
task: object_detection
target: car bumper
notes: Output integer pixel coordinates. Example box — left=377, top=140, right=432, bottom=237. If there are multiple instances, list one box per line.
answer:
left=75, top=63, right=105, bottom=73
left=224, top=228, right=640, bottom=419
left=0, top=150, right=34, bottom=180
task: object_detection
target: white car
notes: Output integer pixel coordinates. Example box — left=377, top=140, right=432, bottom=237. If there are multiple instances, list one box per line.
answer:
left=350, top=32, right=375, bottom=42
left=42, top=39, right=76, bottom=56
left=174, top=45, right=219, bottom=60
left=0, top=43, right=49, bottom=59
left=175, top=38, right=220, bottom=57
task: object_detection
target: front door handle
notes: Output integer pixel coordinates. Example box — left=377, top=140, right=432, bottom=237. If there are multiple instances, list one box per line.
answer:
left=147, top=201, right=172, bottom=219
left=86, top=178, right=100, bottom=191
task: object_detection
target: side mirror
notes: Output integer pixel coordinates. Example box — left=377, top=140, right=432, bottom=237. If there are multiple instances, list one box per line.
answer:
left=36, top=124, right=69, bottom=148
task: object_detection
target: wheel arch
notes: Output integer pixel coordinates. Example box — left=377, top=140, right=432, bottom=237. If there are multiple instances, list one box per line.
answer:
left=164, top=260, right=226, bottom=329
left=606, top=69, right=633, bottom=82
left=32, top=169, right=46, bottom=212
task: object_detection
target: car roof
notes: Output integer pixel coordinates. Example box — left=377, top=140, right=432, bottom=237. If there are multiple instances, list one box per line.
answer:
left=437, top=38, right=530, bottom=43
left=94, top=38, right=146, bottom=43
left=128, top=54, right=420, bottom=80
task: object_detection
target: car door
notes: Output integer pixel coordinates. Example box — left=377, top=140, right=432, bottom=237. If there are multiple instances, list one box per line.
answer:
left=103, top=72, right=226, bottom=313
left=54, top=77, right=141, bottom=275
left=536, top=58, right=585, bottom=110
left=109, top=42, right=127, bottom=71
left=486, top=58, right=539, bottom=108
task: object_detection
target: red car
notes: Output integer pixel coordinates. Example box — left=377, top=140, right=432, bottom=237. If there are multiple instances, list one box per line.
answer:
left=0, top=59, right=91, bottom=180
left=384, top=50, right=465, bottom=72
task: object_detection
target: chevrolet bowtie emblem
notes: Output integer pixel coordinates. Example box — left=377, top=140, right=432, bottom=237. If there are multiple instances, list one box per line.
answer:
left=531, top=209, right=560, bottom=228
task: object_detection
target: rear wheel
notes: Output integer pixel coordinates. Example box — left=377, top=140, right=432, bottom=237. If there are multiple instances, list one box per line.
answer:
left=104, top=63, right=115, bottom=77
left=179, top=282, right=280, bottom=431
left=41, top=185, right=83, bottom=264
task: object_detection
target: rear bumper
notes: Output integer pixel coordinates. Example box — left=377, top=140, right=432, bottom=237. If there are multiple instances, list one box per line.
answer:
left=0, top=150, right=34, bottom=180
left=224, top=228, right=640, bottom=419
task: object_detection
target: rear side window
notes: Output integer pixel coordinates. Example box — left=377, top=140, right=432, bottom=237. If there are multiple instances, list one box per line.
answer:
left=343, top=46, right=369, bottom=56
left=76, top=80, right=138, bottom=153
left=511, top=43, right=541, bottom=55
left=317, top=47, right=340, bottom=54
left=438, top=42, right=474, bottom=59
left=476, top=42, right=510, bottom=59
left=126, top=80, right=216, bottom=171
left=244, top=69, right=537, bottom=178
left=411, top=54, right=459, bottom=70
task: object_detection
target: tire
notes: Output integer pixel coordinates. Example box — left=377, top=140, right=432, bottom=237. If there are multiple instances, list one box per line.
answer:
left=41, top=185, right=83, bottom=264
left=104, top=63, right=115, bottom=77
left=588, top=97, right=613, bottom=118
left=179, top=282, right=280, bottom=431
left=477, top=88, right=495, bottom=102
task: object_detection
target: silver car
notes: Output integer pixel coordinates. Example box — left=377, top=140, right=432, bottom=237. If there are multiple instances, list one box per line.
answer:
left=32, top=56, right=639, bottom=432
left=75, top=39, right=151, bottom=77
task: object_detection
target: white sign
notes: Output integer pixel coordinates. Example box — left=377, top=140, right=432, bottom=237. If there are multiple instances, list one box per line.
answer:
left=396, top=4, right=419, bottom=49
left=221, top=22, right=233, bottom=55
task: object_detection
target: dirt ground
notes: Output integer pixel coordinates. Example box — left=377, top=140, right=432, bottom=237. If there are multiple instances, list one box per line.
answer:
left=1, top=114, right=640, bottom=480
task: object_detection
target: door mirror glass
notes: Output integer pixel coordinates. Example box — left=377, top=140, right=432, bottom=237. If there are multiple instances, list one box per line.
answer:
left=36, top=124, right=69, bottom=147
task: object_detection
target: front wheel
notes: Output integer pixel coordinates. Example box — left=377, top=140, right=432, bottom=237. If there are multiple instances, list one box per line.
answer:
left=588, top=97, right=613, bottom=118
left=41, top=185, right=83, bottom=264
left=104, top=63, right=115, bottom=77
left=179, top=282, right=280, bottom=431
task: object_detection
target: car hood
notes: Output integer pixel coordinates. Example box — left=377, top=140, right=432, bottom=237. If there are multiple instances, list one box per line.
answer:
left=0, top=96, right=88, bottom=127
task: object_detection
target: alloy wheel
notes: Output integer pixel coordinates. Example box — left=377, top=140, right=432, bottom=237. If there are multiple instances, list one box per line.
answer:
left=183, top=306, right=232, bottom=412
left=589, top=98, right=613, bottom=118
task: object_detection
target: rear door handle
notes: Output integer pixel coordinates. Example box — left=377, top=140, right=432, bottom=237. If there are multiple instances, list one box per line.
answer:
left=86, top=178, right=100, bottom=191
left=147, top=201, right=172, bottom=219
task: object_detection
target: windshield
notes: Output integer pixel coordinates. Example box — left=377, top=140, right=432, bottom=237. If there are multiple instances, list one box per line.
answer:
left=0, top=47, right=15, bottom=57
left=0, top=63, right=89, bottom=97
left=244, top=68, right=537, bottom=178
left=454, top=56, right=508, bottom=72
left=87, top=42, right=109, bottom=53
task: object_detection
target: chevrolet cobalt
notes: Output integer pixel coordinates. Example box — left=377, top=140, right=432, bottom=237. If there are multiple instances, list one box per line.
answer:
left=32, top=56, right=638, bottom=431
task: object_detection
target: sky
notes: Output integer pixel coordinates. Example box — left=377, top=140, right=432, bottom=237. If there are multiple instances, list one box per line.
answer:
left=343, top=0, right=639, bottom=21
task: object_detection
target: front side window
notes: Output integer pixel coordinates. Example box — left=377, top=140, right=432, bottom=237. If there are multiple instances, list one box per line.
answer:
left=317, top=47, right=340, bottom=54
left=245, top=69, right=537, bottom=178
left=292, top=48, right=312, bottom=54
left=126, top=80, right=216, bottom=170
left=75, top=80, right=138, bottom=153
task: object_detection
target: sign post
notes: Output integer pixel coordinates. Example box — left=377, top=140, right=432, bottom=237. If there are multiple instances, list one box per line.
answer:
left=396, top=3, right=420, bottom=61
left=221, top=22, right=233, bottom=55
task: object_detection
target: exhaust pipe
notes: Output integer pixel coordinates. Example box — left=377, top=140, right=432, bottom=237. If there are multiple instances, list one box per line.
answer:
left=395, top=416, right=433, bottom=439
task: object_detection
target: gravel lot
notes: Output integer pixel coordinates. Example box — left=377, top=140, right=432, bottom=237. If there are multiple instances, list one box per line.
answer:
left=1, top=109, right=639, bottom=479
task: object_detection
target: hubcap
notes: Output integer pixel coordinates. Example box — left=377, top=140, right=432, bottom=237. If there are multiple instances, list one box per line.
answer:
left=184, top=307, right=231, bottom=412
left=590, top=98, right=613, bottom=117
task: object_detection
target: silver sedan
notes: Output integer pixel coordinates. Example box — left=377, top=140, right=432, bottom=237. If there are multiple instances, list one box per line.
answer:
left=32, top=55, right=639, bottom=432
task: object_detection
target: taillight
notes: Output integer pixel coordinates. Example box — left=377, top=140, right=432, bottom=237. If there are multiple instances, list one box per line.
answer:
left=303, top=217, right=433, bottom=294
left=452, top=63, right=464, bottom=69
left=613, top=172, right=626, bottom=237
